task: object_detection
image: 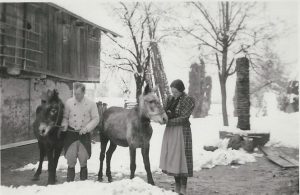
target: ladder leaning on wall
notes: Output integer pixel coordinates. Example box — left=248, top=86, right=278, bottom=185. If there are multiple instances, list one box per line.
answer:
left=149, top=41, right=170, bottom=107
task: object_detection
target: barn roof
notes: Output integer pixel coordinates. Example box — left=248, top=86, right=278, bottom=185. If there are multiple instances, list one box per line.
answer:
left=49, top=3, right=122, bottom=38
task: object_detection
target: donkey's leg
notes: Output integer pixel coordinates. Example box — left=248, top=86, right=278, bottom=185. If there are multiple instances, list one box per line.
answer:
left=46, top=148, right=56, bottom=185
left=98, top=134, right=109, bottom=182
left=129, top=147, right=136, bottom=179
left=32, top=141, right=45, bottom=181
left=142, top=144, right=154, bottom=185
left=54, top=147, right=62, bottom=169
left=53, top=146, right=63, bottom=182
left=106, top=142, right=117, bottom=182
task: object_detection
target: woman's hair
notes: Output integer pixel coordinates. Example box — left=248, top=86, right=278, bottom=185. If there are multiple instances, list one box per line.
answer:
left=74, top=82, right=86, bottom=93
left=170, top=79, right=185, bottom=92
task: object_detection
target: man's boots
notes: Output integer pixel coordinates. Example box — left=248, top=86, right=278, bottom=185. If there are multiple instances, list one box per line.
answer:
left=67, top=167, right=75, bottom=182
left=80, top=166, right=88, bottom=180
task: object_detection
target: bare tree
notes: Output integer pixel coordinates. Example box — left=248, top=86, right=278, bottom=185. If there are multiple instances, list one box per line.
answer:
left=249, top=43, right=290, bottom=113
left=181, top=2, right=277, bottom=126
left=103, top=2, right=152, bottom=101
left=103, top=2, right=174, bottom=102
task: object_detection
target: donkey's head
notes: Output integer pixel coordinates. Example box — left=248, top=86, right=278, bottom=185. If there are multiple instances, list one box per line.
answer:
left=38, top=89, right=64, bottom=137
left=139, top=84, right=168, bottom=124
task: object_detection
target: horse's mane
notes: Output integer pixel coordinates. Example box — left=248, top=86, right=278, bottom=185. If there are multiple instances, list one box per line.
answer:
left=48, top=89, right=61, bottom=104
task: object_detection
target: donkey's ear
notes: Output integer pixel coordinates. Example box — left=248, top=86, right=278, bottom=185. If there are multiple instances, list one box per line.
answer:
left=153, top=85, right=159, bottom=92
left=47, top=89, right=53, bottom=99
left=143, top=83, right=151, bottom=95
left=53, top=89, right=59, bottom=97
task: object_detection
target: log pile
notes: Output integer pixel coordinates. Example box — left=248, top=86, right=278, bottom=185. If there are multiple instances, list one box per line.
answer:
left=236, top=57, right=250, bottom=130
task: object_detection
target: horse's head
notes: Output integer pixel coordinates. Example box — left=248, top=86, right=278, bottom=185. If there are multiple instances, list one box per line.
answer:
left=139, top=84, right=168, bottom=124
left=38, top=89, right=64, bottom=137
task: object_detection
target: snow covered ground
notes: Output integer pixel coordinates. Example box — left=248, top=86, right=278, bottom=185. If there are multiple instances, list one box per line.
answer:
left=3, top=102, right=299, bottom=194
left=1, top=177, right=176, bottom=195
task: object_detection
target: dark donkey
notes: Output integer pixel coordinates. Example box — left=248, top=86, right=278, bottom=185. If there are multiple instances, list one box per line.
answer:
left=32, top=89, right=65, bottom=185
left=97, top=84, right=168, bottom=185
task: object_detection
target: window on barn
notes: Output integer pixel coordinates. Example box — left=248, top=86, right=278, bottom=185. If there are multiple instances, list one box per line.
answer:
left=63, top=24, right=70, bottom=42
left=88, top=26, right=98, bottom=41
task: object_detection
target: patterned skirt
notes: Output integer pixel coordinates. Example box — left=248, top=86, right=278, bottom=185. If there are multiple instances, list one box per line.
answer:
left=159, top=125, right=193, bottom=177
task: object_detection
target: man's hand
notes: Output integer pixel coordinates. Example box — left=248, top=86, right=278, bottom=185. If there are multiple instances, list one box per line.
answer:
left=79, top=127, right=88, bottom=135
left=62, top=125, right=68, bottom=132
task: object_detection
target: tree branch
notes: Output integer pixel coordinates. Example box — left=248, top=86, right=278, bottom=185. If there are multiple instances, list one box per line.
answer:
left=141, top=48, right=151, bottom=85
left=215, top=53, right=221, bottom=70
left=182, top=26, right=222, bottom=53
left=228, top=14, right=247, bottom=45
left=105, top=33, right=140, bottom=64
left=226, top=57, right=235, bottom=75
left=194, top=20, right=223, bottom=46
left=191, top=2, right=219, bottom=37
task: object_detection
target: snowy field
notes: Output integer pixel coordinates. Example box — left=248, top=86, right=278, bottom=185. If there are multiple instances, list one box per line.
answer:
left=2, top=102, right=298, bottom=194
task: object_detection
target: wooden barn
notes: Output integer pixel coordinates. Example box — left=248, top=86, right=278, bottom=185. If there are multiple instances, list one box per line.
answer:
left=0, top=3, right=120, bottom=149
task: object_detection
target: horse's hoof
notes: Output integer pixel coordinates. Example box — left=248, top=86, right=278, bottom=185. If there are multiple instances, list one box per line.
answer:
left=47, top=181, right=56, bottom=185
left=32, top=175, right=40, bottom=181
left=148, top=180, right=155, bottom=186
left=97, top=177, right=103, bottom=182
left=149, top=182, right=155, bottom=186
left=108, top=177, right=113, bottom=183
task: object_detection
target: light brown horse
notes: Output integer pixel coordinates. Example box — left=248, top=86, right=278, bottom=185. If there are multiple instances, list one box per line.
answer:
left=97, top=84, right=168, bottom=185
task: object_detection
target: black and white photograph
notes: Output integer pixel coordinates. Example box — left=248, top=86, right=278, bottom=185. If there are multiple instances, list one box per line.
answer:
left=0, top=0, right=299, bottom=194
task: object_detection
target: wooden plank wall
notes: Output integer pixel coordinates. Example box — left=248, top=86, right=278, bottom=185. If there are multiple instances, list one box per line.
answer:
left=0, top=4, right=24, bottom=69
left=87, top=28, right=100, bottom=81
left=1, top=3, right=101, bottom=82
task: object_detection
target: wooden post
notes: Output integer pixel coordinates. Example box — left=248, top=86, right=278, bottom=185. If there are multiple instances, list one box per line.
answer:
left=236, top=57, right=250, bottom=130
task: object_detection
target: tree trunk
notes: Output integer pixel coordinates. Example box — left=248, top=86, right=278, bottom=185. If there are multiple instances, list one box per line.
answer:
left=220, top=39, right=229, bottom=126
left=219, top=75, right=229, bottom=126
left=135, top=74, right=143, bottom=102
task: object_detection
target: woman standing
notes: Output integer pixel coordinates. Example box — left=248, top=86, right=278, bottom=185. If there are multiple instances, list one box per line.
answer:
left=160, top=79, right=195, bottom=195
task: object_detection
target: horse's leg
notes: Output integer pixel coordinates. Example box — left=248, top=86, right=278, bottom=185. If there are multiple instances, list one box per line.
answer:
left=97, top=133, right=109, bottom=182
left=105, top=142, right=117, bottom=182
left=129, top=147, right=136, bottom=179
left=53, top=146, right=62, bottom=182
left=142, top=144, right=155, bottom=185
left=32, top=141, right=45, bottom=181
left=46, top=147, right=55, bottom=185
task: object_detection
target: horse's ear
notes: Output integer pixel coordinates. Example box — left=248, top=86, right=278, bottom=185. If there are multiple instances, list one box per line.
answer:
left=153, top=85, right=159, bottom=92
left=47, top=89, right=53, bottom=99
left=41, top=91, right=48, bottom=101
left=53, top=89, right=59, bottom=97
left=143, top=83, right=151, bottom=95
